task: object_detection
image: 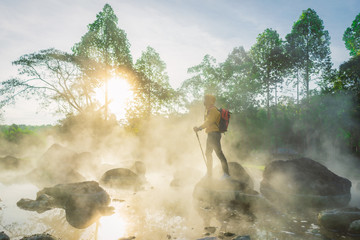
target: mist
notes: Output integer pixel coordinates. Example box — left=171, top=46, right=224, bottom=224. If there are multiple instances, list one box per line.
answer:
left=1, top=89, right=360, bottom=240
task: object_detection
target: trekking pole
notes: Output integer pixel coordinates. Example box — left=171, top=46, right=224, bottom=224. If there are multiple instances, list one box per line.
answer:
left=195, top=131, right=207, bottom=167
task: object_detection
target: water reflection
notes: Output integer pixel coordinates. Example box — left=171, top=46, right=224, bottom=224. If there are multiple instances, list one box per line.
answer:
left=0, top=178, right=359, bottom=239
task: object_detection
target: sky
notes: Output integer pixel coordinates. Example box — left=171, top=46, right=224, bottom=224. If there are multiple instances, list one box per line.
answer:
left=0, top=0, right=359, bottom=125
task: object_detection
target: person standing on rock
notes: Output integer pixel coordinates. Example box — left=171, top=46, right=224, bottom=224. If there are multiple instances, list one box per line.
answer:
left=193, top=94, right=230, bottom=179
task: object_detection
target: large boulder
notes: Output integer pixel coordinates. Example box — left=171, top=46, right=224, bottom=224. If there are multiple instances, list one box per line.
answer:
left=193, top=162, right=258, bottom=203
left=20, top=233, right=58, bottom=240
left=0, top=232, right=9, bottom=240
left=17, top=181, right=114, bottom=229
left=260, top=158, right=351, bottom=208
left=214, top=162, right=254, bottom=189
left=193, top=176, right=259, bottom=205
left=193, top=162, right=260, bottom=228
left=318, top=208, right=360, bottom=237
left=0, top=155, right=25, bottom=171
left=100, top=168, right=143, bottom=190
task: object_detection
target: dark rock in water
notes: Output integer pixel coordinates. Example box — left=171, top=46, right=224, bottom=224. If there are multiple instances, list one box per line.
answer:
left=204, top=226, right=217, bottom=234
left=0, top=231, right=10, bottom=240
left=17, top=181, right=114, bottom=229
left=193, top=162, right=260, bottom=229
left=20, top=233, right=58, bottom=240
left=221, top=231, right=235, bottom=237
left=100, top=168, right=142, bottom=190
left=194, top=162, right=258, bottom=204
left=0, top=155, right=24, bottom=171
left=214, top=162, right=254, bottom=190
left=193, top=177, right=258, bottom=204
left=318, top=208, right=360, bottom=233
left=233, top=236, right=251, bottom=240
left=260, top=158, right=351, bottom=208
left=349, top=220, right=360, bottom=235
left=118, top=237, right=136, bottom=240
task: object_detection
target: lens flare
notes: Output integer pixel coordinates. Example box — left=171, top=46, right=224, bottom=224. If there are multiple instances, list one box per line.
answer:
left=95, top=76, right=133, bottom=120
left=97, top=214, right=127, bottom=240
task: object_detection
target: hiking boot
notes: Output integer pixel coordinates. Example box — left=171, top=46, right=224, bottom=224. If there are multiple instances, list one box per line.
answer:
left=221, top=173, right=231, bottom=180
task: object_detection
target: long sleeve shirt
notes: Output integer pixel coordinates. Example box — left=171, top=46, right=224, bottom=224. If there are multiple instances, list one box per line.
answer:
left=200, top=105, right=220, bottom=133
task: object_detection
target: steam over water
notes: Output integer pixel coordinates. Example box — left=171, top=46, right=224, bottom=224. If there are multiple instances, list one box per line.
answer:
left=0, top=113, right=359, bottom=239
left=1, top=167, right=359, bottom=239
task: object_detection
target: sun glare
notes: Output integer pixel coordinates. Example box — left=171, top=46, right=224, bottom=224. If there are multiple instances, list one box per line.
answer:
left=95, top=77, right=133, bottom=120
left=97, top=214, right=127, bottom=240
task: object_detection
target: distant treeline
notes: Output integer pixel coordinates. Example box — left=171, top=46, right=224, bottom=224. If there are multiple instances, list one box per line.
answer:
left=0, top=4, right=359, bottom=162
left=0, top=124, right=52, bottom=143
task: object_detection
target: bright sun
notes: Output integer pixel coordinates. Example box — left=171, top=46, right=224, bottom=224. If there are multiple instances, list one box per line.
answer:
left=95, top=76, right=133, bottom=120
left=97, top=213, right=127, bottom=240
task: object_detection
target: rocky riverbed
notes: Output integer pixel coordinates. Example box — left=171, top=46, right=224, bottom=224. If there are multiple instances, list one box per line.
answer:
left=0, top=154, right=359, bottom=239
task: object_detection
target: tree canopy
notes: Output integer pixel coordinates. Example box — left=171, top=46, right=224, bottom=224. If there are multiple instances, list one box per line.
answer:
left=343, top=13, right=360, bottom=57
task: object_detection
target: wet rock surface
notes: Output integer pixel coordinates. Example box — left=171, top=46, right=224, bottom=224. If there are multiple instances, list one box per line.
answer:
left=193, top=162, right=261, bottom=232
left=193, top=162, right=258, bottom=204
left=318, top=207, right=360, bottom=237
left=0, top=155, right=25, bottom=171
left=214, top=162, right=254, bottom=189
left=349, top=220, right=360, bottom=235
left=17, top=181, right=114, bottom=229
left=20, top=233, right=58, bottom=240
left=260, top=157, right=351, bottom=208
left=100, top=168, right=143, bottom=190
left=0, top=232, right=9, bottom=240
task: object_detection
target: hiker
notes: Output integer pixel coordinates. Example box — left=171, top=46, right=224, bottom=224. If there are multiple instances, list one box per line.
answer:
left=193, top=94, right=230, bottom=179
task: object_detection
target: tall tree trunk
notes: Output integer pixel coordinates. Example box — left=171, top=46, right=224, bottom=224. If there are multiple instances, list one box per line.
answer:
left=105, top=78, right=109, bottom=120
left=297, top=69, right=300, bottom=105
left=274, top=83, right=278, bottom=119
left=267, top=78, right=270, bottom=120
left=147, top=82, right=151, bottom=118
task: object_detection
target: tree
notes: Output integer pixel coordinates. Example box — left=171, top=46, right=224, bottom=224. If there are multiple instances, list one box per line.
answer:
left=343, top=13, right=360, bottom=57
left=0, top=48, right=102, bottom=114
left=285, top=31, right=306, bottom=104
left=180, top=54, right=222, bottom=101
left=220, top=46, right=261, bottom=112
left=132, top=46, right=175, bottom=117
left=72, top=3, right=133, bottom=119
left=286, top=8, right=331, bottom=99
left=250, top=28, right=287, bottom=119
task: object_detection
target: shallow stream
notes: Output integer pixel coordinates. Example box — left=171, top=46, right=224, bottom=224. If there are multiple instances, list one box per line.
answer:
left=0, top=171, right=359, bottom=240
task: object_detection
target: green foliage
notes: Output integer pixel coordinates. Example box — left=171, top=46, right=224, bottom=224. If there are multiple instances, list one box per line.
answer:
left=220, top=47, right=261, bottom=112
left=132, top=46, right=176, bottom=117
left=0, top=124, right=35, bottom=143
left=72, top=4, right=132, bottom=68
left=72, top=4, right=135, bottom=119
left=343, top=13, right=360, bottom=56
left=181, top=54, right=222, bottom=100
left=250, top=28, right=287, bottom=118
left=181, top=47, right=261, bottom=113
left=286, top=8, right=332, bottom=98
left=0, top=48, right=102, bottom=114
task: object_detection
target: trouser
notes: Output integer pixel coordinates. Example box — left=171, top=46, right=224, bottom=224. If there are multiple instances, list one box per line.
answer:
left=205, top=132, right=230, bottom=176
